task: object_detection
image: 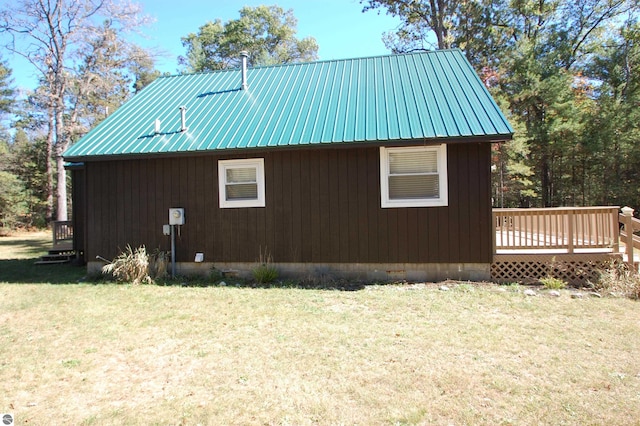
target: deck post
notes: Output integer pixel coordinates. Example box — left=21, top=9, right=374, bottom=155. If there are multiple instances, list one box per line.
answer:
left=621, top=206, right=635, bottom=270
left=612, top=209, right=620, bottom=253
left=492, top=212, right=496, bottom=257
left=567, top=209, right=574, bottom=253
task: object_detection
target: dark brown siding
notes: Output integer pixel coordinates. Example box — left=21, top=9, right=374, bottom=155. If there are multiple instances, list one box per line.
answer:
left=83, top=143, right=493, bottom=264
left=71, top=168, right=86, bottom=261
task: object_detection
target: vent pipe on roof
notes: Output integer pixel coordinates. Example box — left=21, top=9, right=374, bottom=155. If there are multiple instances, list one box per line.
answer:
left=154, top=119, right=161, bottom=134
left=179, top=106, right=188, bottom=132
left=240, top=51, right=249, bottom=90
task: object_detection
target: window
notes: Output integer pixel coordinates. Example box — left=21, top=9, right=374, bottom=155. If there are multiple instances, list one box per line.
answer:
left=218, top=158, right=265, bottom=208
left=380, top=145, right=448, bottom=208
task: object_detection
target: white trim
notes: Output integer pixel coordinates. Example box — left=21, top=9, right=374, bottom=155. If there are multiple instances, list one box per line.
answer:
left=380, top=145, right=448, bottom=208
left=218, top=158, right=265, bottom=208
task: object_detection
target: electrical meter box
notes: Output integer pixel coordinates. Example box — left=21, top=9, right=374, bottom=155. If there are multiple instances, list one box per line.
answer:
left=169, top=208, right=185, bottom=225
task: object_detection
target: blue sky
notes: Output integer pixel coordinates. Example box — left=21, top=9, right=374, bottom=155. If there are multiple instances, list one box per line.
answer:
left=5, top=0, right=401, bottom=91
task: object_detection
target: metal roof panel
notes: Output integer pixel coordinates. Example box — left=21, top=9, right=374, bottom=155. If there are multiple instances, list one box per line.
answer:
left=64, top=49, right=513, bottom=160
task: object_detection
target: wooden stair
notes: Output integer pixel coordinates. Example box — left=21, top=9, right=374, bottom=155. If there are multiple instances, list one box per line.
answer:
left=35, top=248, right=76, bottom=265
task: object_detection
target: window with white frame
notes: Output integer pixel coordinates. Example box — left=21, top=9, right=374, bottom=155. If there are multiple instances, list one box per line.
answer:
left=380, top=145, right=448, bottom=208
left=218, top=158, right=265, bottom=208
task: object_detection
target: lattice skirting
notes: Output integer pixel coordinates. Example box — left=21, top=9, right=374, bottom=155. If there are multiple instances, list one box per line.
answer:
left=491, top=253, right=622, bottom=286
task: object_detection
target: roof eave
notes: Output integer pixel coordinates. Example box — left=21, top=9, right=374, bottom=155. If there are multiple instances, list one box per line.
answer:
left=63, top=134, right=514, bottom=163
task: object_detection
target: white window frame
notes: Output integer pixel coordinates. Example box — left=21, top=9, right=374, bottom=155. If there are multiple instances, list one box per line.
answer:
left=218, top=158, right=266, bottom=208
left=380, top=144, right=448, bottom=208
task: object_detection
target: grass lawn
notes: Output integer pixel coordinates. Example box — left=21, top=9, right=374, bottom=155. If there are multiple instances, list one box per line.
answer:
left=1, top=232, right=639, bottom=425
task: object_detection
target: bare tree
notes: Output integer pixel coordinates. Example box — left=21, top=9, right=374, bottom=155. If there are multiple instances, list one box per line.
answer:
left=0, top=0, right=150, bottom=222
left=67, top=20, right=160, bottom=140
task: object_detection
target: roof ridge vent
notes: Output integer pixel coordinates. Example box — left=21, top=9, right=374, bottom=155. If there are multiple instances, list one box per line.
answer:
left=240, top=51, right=249, bottom=90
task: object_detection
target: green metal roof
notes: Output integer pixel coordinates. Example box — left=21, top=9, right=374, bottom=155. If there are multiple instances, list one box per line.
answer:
left=64, top=49, right=513, bottom=160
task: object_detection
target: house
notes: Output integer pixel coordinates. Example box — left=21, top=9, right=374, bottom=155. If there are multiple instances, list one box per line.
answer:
left=64, top=49, right=513, bottom=281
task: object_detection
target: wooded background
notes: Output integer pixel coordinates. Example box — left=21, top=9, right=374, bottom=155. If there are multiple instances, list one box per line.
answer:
left=1, top=0, right=639, bottom=230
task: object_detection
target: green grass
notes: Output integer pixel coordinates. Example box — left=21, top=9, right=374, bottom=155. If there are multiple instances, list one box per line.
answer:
left=1, top=233, right=640, bottom=425
left=0, top=231, right=52, bottom=258
left=0, top=231, right=85, bottom=284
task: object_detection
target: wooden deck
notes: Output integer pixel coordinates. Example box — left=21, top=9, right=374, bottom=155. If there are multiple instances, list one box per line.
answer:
left=493, top=207, right=640, bottom=259
left=494, top=207, right=619, bottom=252
left=492, top=206, right=639, bottom=284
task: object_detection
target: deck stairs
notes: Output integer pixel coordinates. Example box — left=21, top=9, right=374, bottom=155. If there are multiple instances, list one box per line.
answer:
left=35, top=244, right=75, bottom=265
left=35, top=221, right=75, bottom=265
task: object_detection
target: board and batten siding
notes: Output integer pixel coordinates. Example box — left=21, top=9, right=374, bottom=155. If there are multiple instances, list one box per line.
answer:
left=84, top=143, right=492, bottom=265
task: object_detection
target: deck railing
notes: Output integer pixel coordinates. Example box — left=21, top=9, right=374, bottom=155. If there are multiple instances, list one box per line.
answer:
left=53, top=220, right=73, bottom=247
left=493, top=206, right=620, bottom=253
left=619, top=207, right=640, bottom=266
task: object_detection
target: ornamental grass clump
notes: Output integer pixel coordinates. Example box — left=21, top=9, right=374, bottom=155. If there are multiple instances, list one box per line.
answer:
left=102, top=245, right=153, bottom=285
left=252, top=247, right=278, bottom=284
left=592, top=260, right=640, bottom=300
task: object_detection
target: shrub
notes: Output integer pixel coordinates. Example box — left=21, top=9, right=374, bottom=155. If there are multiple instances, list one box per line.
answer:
left=253, top=264, right=278, bottom=284
left=252, top=248, right=278, bottom=284
left=540, top=276, right=567, bottom=290
left=208, top=267, right=224, bottom=283
left=102, top=245, right=153, bottom=285
left=149, top=250, right=169, bottom=279
left=592, top=261, right=640, bottom=300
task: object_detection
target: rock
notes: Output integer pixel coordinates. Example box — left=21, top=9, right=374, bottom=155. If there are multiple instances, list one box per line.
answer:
left=219, top=281, right=227, bottom=286
left=524, top=289, right=537, bottom=296
left=439, top=285, right=450, bottom=291
left=571, top=292, right=584, bottom=299
left=589, top=292, right=602, bottom=298
left=548, top=290, right=561, bottom=297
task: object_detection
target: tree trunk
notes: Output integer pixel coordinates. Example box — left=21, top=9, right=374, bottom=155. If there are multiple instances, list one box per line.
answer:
left=55, top=149, right=67, bottom=221
left=45, top=106, right=55, bottom=224
left=55, top=128, right=68, bottom=221
left=55, top=79, right=68, bottom=221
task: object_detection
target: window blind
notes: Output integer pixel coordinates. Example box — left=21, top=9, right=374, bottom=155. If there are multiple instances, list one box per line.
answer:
left=226, top=167, right=258, bottom=200
left=388, top=150, right=439, bottom=199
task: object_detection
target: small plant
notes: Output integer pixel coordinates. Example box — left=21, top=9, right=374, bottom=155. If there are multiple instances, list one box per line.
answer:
left=540, top=276, right=567, bottom=290
left=208, top=267, right=224, bottom=283
left=149, top=249, right=169, bottom=279
left=592, top=261, right=640, bottom=300
left=252, top=247, right=278, bottom=284
left=539, top=256, right=568, bottom=290
left=102, top=245, right=153, bottom=285
left=455, top=282, right=475, bottom=292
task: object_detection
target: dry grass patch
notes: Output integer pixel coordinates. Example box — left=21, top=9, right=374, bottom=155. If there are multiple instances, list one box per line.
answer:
left=1, top=283, right=639, bottom=425
left=592, top=260, right=640, bottom=300
left=1, top=233, right=640, bottom=425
